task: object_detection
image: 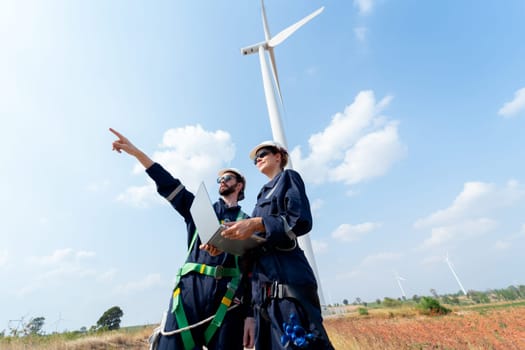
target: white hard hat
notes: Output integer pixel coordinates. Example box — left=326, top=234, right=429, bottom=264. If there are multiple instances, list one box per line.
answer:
left=249, top=140, right=288, bottom=160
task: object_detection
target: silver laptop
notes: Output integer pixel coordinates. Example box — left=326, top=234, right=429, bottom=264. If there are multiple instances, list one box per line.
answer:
left=190, top=182, right=265, bottom=256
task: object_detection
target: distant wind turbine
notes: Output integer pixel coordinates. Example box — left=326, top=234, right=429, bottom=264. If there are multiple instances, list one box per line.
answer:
left=241, top=1, right=325, bottom=303
left=445, top=253, right=467, bottom=295
left=53, top=312, right=64, bottom=333
left=394, top=271, right=407, bottom=299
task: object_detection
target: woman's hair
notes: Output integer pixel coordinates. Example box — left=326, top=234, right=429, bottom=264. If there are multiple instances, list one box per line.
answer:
left=279, top=149, right=289, bottom=169
left=264, top=146, right=288, bottom=169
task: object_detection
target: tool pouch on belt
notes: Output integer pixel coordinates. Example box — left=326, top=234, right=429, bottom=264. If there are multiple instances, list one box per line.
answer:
left=260, top=281, right=321, bottom=324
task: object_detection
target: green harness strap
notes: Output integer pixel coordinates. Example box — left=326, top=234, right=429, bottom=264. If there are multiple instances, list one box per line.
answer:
left=180, top=262, right=240, bottom=279
left=204, top=273, right=240, bottom=344
left=170, top=229, right=200, bottom=350
left=171, top=210, right=245, bottom=350
left=171, top=287, right=195, bottom=349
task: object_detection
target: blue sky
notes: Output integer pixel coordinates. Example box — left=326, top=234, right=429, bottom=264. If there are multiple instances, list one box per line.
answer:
left=1, top=0, right=525, bottom=333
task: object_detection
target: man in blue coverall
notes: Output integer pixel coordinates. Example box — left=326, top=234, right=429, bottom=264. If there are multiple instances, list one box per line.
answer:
left=110, top=128, right=255, bottom=350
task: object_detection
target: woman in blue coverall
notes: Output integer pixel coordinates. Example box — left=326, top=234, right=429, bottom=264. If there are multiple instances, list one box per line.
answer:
left=221, top=140, right=334, bottom=350
left=110, top=128, right=255, bottom=350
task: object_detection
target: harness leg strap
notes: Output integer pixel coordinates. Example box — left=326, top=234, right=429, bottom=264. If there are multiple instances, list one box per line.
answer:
left=171, top=288, right=196, bottom=350
left=204, top=276, right=240, bottom=344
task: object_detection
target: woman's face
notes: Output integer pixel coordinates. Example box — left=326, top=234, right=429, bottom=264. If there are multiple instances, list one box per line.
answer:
left=254, top=148, right=280, bottom=175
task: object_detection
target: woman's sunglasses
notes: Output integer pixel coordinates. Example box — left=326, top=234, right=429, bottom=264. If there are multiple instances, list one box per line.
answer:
left=253, top=149, right=272, bottom=165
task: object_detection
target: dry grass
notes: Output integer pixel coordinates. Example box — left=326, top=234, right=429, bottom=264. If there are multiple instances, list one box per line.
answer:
left=0, top=327, right=152, bottom=350
left=325, top=303, right=525, bottom=349
left=2, top=304, right=525, bottom=349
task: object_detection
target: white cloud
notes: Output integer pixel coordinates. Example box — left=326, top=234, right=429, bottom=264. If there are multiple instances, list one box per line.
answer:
left=292, top=90, right=405, bottom=186
left=76, top=250, right=96, bottom=259
left=18, top=264, right=98, bottom=297
left=29, top=248, right=96, bottom=265
left=97, top=268, right=118, bottom=282
left=493, top=223, right=525, bottom=250
left=332, top=222, right=381, bottom=242
left=354, top=0, right=374, bottom=15
left=19, top=248, right=99, bottom=295
left=336, top=251, right=402, bottom=280
left=415, top=182, right=493, bottom=229
left=354, top=27, right=367, bottom=42
left=415, top=180, right=525, bottom=249
left=420, top=218, right=497, bottom=249
left=29, top=248, right=74, bottom=265
left=38, top=265, right=97, bottom=281
left=119, top=125, right=236, bottom=206
left=421, top=255, right=446, bottom=265
left=310, top=198, right=324, bottom=217
left=415, top=180, right=525, bottom=230
left=361, top=252, right=402, bottom=266
left=115, top=273, right=162, bottom=294
left=498, top=87, right=525, bottom=118
left=116, top=181, right=159, bottom=208
left=331, top=123, right=405, bottom=184
left=335, top=269, right=359, bottom=280
left=495, top=240, right=510, bottom=250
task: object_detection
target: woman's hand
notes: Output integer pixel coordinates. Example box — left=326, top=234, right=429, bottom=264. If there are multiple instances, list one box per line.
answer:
left=221, top=218, right=264, bottom=240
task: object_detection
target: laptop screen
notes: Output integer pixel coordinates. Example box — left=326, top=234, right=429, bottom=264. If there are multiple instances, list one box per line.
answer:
left=190, top=182, right=222, bottom=243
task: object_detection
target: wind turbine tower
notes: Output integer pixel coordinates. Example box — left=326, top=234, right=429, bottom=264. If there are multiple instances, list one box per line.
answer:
left=445, top=253, right=467, bottom=295
left=394, top=271, right=407, bottom=299
left=241, top=1, right=325, bottom=303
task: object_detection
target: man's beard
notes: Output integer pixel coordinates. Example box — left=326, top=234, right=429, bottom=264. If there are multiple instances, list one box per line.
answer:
left=219, top=183, right=236, bottom=197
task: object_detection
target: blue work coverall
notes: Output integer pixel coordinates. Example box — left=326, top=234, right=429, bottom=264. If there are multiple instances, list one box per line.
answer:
left=147, top=163, right=249, bottom=350
left=248, top=169, right=334, bottom=350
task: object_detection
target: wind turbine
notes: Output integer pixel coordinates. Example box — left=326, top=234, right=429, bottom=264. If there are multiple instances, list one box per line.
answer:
left=445, top=253, right=467, bottom=295
left=241, top=1, right=325, bottom=303
left=394, top=271, right=407, bottom=299
left=52, top=312, right=64, bottom=333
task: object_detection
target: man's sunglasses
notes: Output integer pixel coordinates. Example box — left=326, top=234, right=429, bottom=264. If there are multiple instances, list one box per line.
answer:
left=253, top=149, right=272, bottom=165
left=217, top=174, right=237, bottom=183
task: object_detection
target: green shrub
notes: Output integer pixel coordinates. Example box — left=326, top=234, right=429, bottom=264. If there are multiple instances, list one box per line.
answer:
left=417, top=297, right=451, bottom=316
left=383, top=297, right=402, bottom=308
left=358, top=307, right=369, bottom=316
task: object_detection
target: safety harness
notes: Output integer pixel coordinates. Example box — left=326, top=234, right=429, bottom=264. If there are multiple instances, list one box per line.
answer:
left=169, top=210, right=245, bottom=349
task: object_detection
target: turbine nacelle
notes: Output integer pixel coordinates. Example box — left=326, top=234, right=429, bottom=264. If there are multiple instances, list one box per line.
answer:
left=241, top=42, right=267, bottom=56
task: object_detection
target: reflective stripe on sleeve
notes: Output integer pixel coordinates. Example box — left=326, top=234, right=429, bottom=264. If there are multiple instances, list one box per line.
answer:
left=166, top=184, right=184, bottom=202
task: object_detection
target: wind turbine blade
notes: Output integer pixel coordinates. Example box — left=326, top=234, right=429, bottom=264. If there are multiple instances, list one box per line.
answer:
left=268, top=47, right=283, bottom=106
left=268, top=6, right=324, bottom=48
left=261, top=0, right=271, bottom=42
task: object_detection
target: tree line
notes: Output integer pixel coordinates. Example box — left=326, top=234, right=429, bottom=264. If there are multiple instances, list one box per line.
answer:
left=335, top=284, right=525, bottom=308
left=1, top=306, right=123, bottom=337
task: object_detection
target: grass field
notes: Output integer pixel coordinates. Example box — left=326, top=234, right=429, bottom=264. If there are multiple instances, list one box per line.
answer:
left=2, top=302, right=525, bottom=349
left=325, top=302, right=525, bottom=349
